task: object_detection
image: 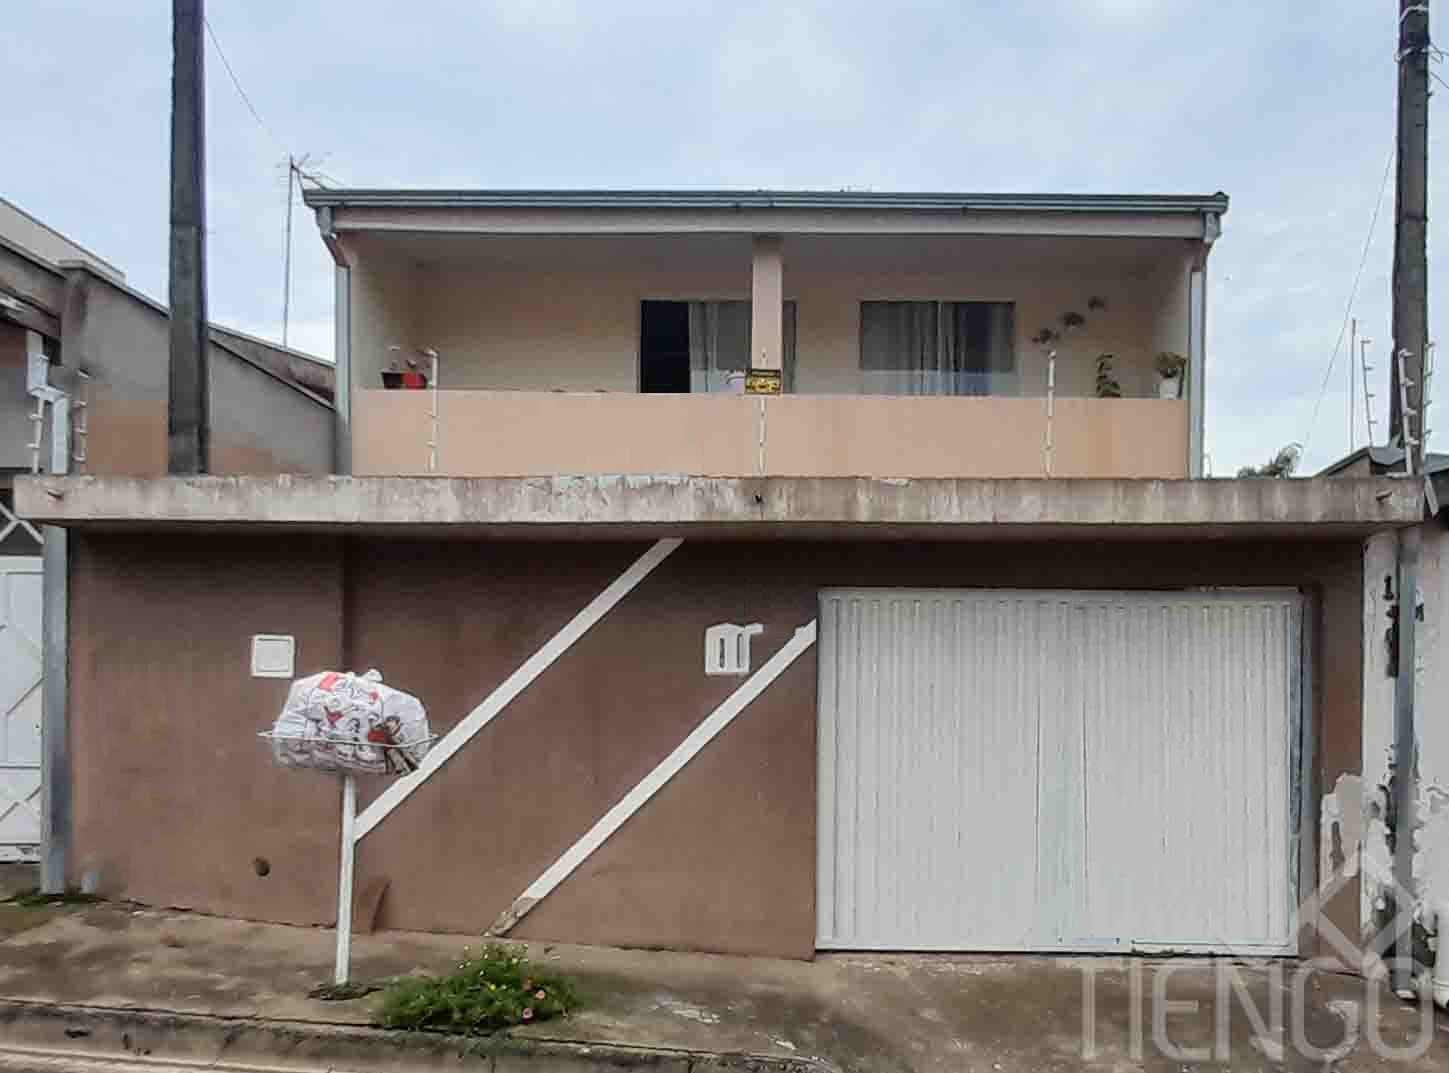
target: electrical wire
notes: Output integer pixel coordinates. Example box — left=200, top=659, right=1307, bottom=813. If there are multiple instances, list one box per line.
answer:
left=202, top=16, right=283, bottom=155
left=1301, top=149, right=1395, bottom=463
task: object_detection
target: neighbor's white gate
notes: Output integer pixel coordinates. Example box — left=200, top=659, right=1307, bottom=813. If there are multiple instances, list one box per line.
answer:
left=816, top=588, right=1301, bottom=954
left=0, top=557, right=43, bottom=862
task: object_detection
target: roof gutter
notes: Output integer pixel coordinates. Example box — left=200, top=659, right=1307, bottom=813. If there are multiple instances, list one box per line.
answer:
left=314, top=205, right=351, bottom=267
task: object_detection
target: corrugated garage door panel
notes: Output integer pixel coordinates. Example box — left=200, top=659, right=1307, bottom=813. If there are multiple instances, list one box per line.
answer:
left=816, top=589, right=1300, bottom=953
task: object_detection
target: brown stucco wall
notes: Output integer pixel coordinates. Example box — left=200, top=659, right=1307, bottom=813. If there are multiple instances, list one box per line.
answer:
left=69, top=532, right=345, bottom=922
left=66, top=534, right=1362, bottom=959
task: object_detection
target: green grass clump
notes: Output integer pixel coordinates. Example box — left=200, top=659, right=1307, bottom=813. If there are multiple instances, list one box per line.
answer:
left=375, top=943, right=579, bottom=1034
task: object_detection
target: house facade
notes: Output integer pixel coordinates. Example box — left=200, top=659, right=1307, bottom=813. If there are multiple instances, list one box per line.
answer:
left=13, top=189, right=1436, bottom=970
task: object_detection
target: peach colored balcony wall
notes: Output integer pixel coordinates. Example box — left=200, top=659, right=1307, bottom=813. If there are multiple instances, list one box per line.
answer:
left=353, top=389, right=1189, bottom=479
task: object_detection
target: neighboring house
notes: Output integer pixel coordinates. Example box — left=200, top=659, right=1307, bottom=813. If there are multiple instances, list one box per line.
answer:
left=0, top=201, right=335, bottom=865
left=12, top=189, right=1430, bottom=971
left=0, top=197, right=127, bottom=284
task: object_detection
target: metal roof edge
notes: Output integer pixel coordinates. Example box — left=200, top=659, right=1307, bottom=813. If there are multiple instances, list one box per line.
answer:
left=302, top=188, right=1230, bottom=216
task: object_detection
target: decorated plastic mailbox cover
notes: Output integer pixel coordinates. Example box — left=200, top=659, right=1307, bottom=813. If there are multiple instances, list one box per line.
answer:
left=269, top=669, right=433, bottom=775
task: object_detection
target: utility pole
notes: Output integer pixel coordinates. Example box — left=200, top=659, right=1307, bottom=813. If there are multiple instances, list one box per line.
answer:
left=168, top=0, right=209, bottom=474
left=1388, top=0, right=1431, bottom=999
left=1390, top=0, right=1430, bottom=475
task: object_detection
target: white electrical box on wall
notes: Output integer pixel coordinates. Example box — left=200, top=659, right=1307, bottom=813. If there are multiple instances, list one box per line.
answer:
left=250, top=634, right=296, bottom=679
left=704, top=623, right=763, bottom=676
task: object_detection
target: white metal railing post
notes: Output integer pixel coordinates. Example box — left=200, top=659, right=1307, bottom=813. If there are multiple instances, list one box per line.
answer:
left=334, top=771, right=357, bottom=984
left=1422, top=341, right=1435, bottom=458
left=1361, top=338, right=1378, bottom=448
left=1398, top=348, right=1418, bottom=475
left=72, top=370, right=90, bottom=465
left=1044, top=349, right=1057, bottom=477
left=425, top=348, right=440, bottom=474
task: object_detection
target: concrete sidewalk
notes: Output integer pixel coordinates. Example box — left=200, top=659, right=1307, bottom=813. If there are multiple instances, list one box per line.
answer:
left=0, top=903, right=1445, bottom=1073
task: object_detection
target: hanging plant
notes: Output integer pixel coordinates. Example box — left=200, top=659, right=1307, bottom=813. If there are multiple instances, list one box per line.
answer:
left=1154, top=351, right=1187, bottom=380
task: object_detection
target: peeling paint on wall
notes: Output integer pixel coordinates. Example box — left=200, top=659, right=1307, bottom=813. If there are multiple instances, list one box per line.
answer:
left=1411, top=530, right=1449, bottom=934
left=1322, top=773, right=1364, bottom=880
left=1361, top=532, right=1399, bottom=940
left=1362, top=527, right=1449, bottom=950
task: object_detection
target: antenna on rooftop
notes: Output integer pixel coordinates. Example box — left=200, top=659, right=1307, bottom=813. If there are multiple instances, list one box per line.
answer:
left=280, top=153, right=335, bottom=349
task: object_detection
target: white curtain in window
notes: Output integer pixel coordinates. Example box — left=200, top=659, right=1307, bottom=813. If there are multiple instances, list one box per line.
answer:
left=688, top=301, right=796, bottom=393
left=943, top=301, right=1017, bottom=396
left=689, top=301, right=750, bottom=392
left=860, top=301, right=1015, bottom=396
left=860, top=301, right=937, bottom=395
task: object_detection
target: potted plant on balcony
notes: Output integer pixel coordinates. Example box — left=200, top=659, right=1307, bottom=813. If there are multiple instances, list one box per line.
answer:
left=1095, top=354, right=1122, bottom=398
left=381, top=357, right=428, bottom=390
left=1155, top=351, right=1187, bottom=399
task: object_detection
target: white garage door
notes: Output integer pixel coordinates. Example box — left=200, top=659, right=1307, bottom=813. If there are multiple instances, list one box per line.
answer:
left=0, top=558, right=43, bottom=862
left=816, top=588, right=1301, bottom=954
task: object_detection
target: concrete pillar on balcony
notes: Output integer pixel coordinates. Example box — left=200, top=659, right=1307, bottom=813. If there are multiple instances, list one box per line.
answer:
left=750, top=235, right=783, bottom=372
left=1188, top=262, right=1206, bottom=479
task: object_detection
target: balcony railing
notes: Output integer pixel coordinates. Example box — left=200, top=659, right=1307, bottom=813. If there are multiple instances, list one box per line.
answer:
left=352, top=389, right=1189, bottom=479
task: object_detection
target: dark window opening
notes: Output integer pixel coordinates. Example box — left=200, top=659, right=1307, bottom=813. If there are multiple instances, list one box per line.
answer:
left=640, top=300, right=691, bottom=393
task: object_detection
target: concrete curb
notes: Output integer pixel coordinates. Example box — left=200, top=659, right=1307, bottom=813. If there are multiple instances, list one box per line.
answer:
left=0, top=1000, right=836, bottom=1073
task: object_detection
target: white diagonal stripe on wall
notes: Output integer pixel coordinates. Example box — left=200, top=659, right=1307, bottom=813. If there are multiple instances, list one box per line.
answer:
left=353, top=538, right=683, bottom=841
left=488, top=620, right=818, bottom=936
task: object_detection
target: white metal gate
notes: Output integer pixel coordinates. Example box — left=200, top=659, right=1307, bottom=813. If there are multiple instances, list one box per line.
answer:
left=0, top=558, right=43, bottom=862
left=816, top=588, right=1301, bottom=954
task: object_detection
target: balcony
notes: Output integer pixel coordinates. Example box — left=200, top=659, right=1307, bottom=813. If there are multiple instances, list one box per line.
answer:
left=338, top=227, right=1203, bottom=480
left=353, top=389, right=1188, bottom=479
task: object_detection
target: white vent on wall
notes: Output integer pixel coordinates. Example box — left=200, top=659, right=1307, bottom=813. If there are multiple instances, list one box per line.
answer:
left=250, top=634, right=296, bottom=679
left=704, top=623, right=764, bottom=676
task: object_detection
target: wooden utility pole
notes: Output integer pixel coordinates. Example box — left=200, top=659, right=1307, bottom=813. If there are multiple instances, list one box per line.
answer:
left=1390, top=0, right=1430, bottom=475
left=168, top=0, right=209, bottom=473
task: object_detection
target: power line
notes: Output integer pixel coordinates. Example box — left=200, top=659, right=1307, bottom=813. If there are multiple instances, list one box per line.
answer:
left=1301, top=148, right=1395, bottom=462
left=202, top=16, right=281, bottom=154
left=202, top=16, right=339, bottom=348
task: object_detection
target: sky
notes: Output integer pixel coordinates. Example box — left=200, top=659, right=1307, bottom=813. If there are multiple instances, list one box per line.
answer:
left=3, top=1, right=1444, bottom=475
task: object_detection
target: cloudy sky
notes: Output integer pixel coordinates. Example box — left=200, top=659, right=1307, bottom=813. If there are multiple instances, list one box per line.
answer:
left=4, top=1, right=1444, bottom=474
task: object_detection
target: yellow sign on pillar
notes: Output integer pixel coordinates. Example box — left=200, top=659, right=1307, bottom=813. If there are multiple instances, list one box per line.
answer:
left=745, top=368, right=782, bottom=395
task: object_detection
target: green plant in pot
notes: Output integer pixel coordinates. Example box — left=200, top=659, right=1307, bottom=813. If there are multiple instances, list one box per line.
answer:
left=1095, top=354, right=1122, bottom=398
left=1154, top=351, right=1187, bottom=399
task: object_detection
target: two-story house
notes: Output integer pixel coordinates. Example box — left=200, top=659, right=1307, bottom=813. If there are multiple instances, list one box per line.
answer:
left=16, top=189, right=1425, bottom=966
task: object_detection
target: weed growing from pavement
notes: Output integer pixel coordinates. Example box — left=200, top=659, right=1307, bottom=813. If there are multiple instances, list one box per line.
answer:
left=4, top=888, right=101, bottom=908
left=375, top=943, right=579, bottom=1034
left=309, top=980, right=382, bottom=1001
